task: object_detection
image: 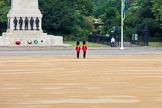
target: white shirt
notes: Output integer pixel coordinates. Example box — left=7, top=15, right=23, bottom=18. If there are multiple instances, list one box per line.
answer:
left=111, top=37, right=115, bottom=43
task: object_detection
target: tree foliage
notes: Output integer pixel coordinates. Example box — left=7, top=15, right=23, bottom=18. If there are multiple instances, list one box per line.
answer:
left=124, top=0, right=161, bottom=37
left=39, top=0, right=75, bottom=35
left=93, top=0, right=162, bottom=38
left=0, top=0, right=10, bottom=34
left=39, top=0, right=93, bottom=38
left=151, top=0, right=162, bottom=28
left=0, top=0, right=162, bottom=39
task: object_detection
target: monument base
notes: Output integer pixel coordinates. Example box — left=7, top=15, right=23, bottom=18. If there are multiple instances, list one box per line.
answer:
left=0, top=31, right=64, bottom=46
left=1, top=0, right=70, bottom=47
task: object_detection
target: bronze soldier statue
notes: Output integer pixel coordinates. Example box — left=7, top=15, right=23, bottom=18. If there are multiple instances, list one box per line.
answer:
left=19, top=17, right=23, bottom=30
left=13, top=17, right=18, bottom=30
left=25, top=17, right=29, bottom=30
left=30, top=17, right=34, bottom=30
left=35, top=17, right=40, bottom=30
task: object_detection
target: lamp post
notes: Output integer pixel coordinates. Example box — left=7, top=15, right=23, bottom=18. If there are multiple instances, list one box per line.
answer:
left=113, top=26, right=119, bottom=46
left=143, top=25, right=149, bottom=46
left=113, top=26, right=116, bottom=37
left=120, top=0, right=124, bottom=49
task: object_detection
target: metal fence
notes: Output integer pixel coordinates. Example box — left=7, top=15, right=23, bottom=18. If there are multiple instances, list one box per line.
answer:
left=131, top=37, right=162, bottom=47
left=88, top=35, right=123, bottom=47
left=88, top=35, right=162, bottom=47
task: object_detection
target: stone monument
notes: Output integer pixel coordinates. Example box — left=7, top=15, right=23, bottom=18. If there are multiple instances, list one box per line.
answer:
left=0, top=0, right=64, bottom=46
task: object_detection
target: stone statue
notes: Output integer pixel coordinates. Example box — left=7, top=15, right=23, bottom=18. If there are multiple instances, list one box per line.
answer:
left=19, top=17, right=23, bottom=30
left=35, top=17, right=39, bottom=30
left=13, top=17, right=17, bottom=30
left=30, top=17, right=34, bottom=30
left=25, top=17, right=29, bottom=30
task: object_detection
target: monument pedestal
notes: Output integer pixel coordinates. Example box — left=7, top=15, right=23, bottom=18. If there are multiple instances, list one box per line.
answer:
left=0, top=31, right=63, bottom=46
left=0, top=0, right=64, bottom=46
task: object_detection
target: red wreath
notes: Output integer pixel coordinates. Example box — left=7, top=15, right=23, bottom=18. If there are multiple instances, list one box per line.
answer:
left=15, top=41, right=21, bottom=45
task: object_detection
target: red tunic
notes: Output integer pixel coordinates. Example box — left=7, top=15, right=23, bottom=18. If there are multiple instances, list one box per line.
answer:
left=75, top=45, right=81, bottom=53
left=82, top=45, right=87, bottom=52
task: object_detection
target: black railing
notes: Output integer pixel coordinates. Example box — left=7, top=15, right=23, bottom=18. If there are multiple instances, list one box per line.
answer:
left=88, top=35, right=162, bottom=47
left=88, top=35, right=109, bottom=45
left=133, top=38, right=162, bottom=46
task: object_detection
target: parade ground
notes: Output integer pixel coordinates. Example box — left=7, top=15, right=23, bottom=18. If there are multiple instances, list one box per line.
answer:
left=0, top=47, right=162, bottom=108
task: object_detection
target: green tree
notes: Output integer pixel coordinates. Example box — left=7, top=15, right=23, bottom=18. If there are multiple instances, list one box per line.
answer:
left=93, top=0, right=120, bottom=18
left=101, top=7, right=120, bottom=34
left=72, top=0, right=93, bottom=16
left=125, top=0, right=160, bottom=37
left=39, top=0, right=93, bottom=38
left=39, top=0, right=75, bottom=35
left=0, top=0, right=10, bottom=34
left=151, top=0, right=162, bottom=28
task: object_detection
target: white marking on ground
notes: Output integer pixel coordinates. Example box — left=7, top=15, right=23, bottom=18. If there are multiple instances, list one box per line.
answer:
left=0, top=69, right=61, bottom=74
left=0, top=59, right=83, bottom=63
left=27, top=105, right=49, bottom=108
left=156, top=98, right=162, bottom=102
left=0, top=98, right=140, bottom=104
left=41, top=87, right=65, bottom=90
left=1, top=70, right=162, bottom=75
left=0, top=88, right=21, bottom=90
left=35, top=98, right=140, bottom=104
left=96, top=96, right=137, bottom=98
left=115, top=76, right=162, bottom=78
left=85, top=87, right=103, bottom=90
left=63, top=83, right=80, bottom=86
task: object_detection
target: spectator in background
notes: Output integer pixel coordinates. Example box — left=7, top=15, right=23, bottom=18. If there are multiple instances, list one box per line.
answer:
left=111, top=37, right=116, bottom=47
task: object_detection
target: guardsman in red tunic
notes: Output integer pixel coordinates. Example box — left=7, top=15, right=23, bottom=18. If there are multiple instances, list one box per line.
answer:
left=82, top=41, right=87, bottom=59
left=75, top=41, right=81, bottom=59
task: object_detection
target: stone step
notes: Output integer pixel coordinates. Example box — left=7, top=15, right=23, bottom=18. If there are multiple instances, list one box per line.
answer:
left=2, top=33, right=12, bottom=37
left=2, top=31, right=48, bottom=37
left=12, top=31, right=42, bottom=34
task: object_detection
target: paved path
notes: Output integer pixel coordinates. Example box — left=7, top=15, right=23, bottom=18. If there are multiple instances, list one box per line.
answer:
left=0, top=46, right=162, bottom=56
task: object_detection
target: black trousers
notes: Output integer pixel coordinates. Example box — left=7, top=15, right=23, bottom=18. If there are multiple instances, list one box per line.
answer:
left=83, top=52, right=86, bottom=58
left=25, top=24, right=28, bottom=30
left=77, top=52, right=80, bottom=59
